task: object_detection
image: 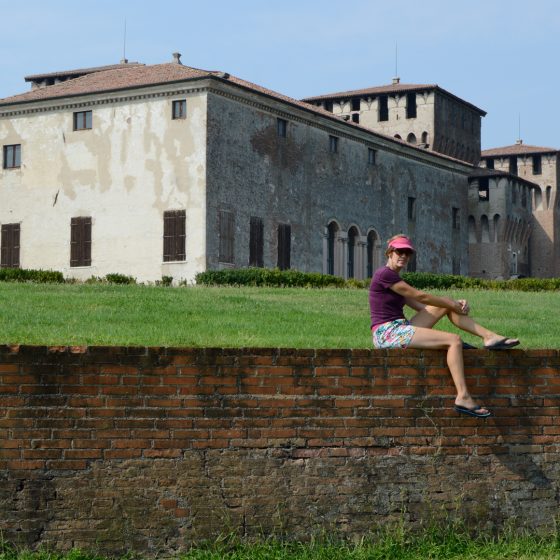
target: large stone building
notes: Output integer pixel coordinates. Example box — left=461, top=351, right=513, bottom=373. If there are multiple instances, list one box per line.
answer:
left=467, top=167, right=534, bottom=278
left=0, top=55, right=473, bottom=283
left=302, top=79, right=485, bottom=166
left=480, top=142, right=560, bottom=277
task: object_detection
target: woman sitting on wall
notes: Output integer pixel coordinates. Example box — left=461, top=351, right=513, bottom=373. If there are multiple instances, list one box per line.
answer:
left=369, top=234, right=519, bottom=418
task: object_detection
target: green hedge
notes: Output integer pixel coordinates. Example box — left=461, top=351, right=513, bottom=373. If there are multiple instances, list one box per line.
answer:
left=2, top=266, right=559, bottom=291
left=195, top=268, right=560, bottom=291
left=195, top=268, right=346, bottom=288
left=0, top=268, right=64, bottom=283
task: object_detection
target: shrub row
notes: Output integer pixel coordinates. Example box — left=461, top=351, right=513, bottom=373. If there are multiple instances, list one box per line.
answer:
left=195, top=268, right=346, bottom=288
left=2, top=267, right=560, bottom=291
left=196, top=268, right=560, bottom=291
left=0, top=268, right=64, bottom=283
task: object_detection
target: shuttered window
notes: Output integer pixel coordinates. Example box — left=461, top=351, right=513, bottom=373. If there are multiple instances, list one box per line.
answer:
left=163, top=210, right=186, bottom=262
left=70, top=217, right=92, bottom=267
left=277, top=223, right=291, bottom=271
left=1, top=223, right=20, bottom=268
left=249, top=216, right=264, bottom=267
left=219, top=210, right=235, bottom=264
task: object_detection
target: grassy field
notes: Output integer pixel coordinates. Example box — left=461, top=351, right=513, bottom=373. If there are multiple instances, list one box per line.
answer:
left=0, top=282, right=554, bottom=348
left=3, top=528, right=560, bottom=559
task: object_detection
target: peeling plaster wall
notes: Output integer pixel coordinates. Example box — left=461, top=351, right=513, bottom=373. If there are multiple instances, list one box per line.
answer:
left=0, top=88, right=208, bottom=283
left=205, top=87, right=470, bottom=276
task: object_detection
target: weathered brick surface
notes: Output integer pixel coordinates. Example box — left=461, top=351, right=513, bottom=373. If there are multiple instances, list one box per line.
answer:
left=1, top=345, right=559, bottom=554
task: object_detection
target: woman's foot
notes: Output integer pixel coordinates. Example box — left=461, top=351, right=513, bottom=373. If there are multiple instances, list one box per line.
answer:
left=483, top=335, right=520, bottom=350
left=455, top=398, right=491, bottom=417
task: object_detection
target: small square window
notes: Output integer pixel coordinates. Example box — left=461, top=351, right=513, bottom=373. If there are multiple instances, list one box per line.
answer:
left=172, top=100, right=187, bottom=120
left=324, top=100, right=333, bottom=112
left=277, top=118, right=287, bottom=138
left=479, top=178, right=489, bottom=201
left=368, top=148, right=376, bottom=165
left=351, top=113, right=360, bottom=124
left=329, top=135, right=338, bottom=153
left=3, top=144, right=21, bottom=169
left=73, top=111, right=92, bottom=131
left=351, top=98, right=361, bottom=111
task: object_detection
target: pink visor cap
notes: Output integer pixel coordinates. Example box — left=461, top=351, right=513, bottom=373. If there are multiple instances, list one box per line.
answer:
left=388, top=236, right=416, bottom=252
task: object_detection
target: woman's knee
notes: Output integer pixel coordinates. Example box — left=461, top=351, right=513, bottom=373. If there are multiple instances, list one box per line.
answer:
left=448, top=333, right=462, bottom=348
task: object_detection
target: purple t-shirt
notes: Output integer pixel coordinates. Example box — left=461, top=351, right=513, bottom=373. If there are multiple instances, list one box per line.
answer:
left=369, top=266, right=406, bottom=329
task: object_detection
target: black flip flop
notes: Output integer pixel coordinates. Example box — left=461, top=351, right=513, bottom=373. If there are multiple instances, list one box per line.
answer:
left=454, top=404, right=492, bottom=418
left=484, top=338, right=520, bottom=350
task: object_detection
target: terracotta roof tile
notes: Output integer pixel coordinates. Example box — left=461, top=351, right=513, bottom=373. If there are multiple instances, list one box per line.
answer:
left=302, top=82, right=437, bottom=101
left=24, top=62, right=144, bottom=82
left=0, top=64, right=215, bottom=105
left=481, top=143, right=559, bottom=157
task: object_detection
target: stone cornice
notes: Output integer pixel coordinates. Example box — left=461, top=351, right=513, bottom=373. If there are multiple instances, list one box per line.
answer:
left=0, top=83, right=210, bottom=118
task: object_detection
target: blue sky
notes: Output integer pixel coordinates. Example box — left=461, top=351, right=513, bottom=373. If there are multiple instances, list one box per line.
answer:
left=1, top=0, right=559, bottom=150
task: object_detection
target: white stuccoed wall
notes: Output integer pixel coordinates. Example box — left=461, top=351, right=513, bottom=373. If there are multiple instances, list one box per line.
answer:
left=0, top=86, right=208, bottom=283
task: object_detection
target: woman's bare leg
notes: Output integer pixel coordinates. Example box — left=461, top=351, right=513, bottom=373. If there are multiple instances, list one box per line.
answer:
left=411, top=305, right=517, bottom=347
left=408, top=325, right=489, bottom=413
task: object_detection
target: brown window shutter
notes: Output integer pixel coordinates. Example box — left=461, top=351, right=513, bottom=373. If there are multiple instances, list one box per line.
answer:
left=277, top=223, right=291, bottom=270
left=163, top=210, right=186, bottom=262
left=249, top=217, right=264, bottom=267
left=219, top=210, right=235, bottom=264
left=1, top=223, right=20, bottom=268
left=70, top=217, right=92, bottom=267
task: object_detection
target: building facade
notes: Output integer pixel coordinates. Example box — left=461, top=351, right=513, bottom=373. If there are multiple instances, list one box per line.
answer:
left=0, top=56, right=472, bottom=283
left=467, top=168, right=534, bottom=278
left=302, top=79, right=485, bottom=165
left=480, top=142, right=560, bottom=277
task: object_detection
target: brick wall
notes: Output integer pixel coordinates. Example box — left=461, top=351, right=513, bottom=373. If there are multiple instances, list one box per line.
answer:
left=1, top=345, right=559, bottom=554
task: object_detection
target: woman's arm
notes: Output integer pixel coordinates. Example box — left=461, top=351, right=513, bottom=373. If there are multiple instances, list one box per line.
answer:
left=392, top=281, right=467, bottom=315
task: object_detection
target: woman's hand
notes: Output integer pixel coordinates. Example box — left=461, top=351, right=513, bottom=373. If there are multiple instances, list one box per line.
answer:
left=457, top=299, right=470, bottom=315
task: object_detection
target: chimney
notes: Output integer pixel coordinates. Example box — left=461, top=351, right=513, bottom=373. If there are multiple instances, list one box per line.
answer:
left=172, top=52, right=182, bottom=65
left=392, top=77, right=400, bottom=85
left=516, top=138, right=523, bottom=145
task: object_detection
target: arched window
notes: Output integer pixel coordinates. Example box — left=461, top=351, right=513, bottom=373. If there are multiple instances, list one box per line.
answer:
left=493, top=214, right=501, bottom=242
left=468, top=216, right=477, bottom=243
left=533, top=186, right=543, bottom=211
left=394, top=134, right=402, bottom=140
left=421, top=131, right=429, bottom=146
left=546, top=186, right=552, bottom=209
left=366, top=230, right=381, bottom=278
left=481, top=215, right=490, bottom=243
left=347, top=226, right=358, bottom=279
left=511, top=252, right=518, bottom=276
left=407, top=133, right=417, bottom=145
left=327, top=221, right=339, bottom=275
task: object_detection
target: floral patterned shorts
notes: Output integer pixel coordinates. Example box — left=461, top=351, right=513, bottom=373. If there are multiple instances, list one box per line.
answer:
left=372, top=319, right=416, bottom=349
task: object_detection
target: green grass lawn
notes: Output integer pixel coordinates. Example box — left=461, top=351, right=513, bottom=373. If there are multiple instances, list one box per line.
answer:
left=0, top=283, right=554, bottom=348
left=3, top=528, right=560, bottom=559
